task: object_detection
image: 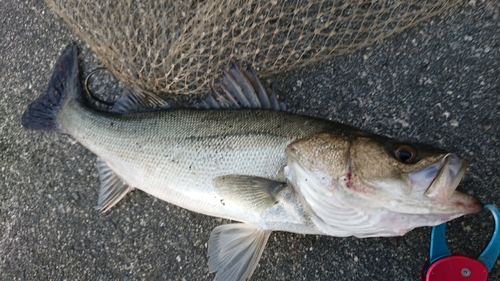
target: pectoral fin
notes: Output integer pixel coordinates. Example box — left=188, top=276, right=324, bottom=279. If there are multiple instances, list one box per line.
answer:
left=96, top=158, right=133, bottom=212
left=213, top=175, right=285, bottom=210
left=208, top=224, right=271, bottom=281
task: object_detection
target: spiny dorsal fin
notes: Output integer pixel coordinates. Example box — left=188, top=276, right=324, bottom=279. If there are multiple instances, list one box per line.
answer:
left=111, top=87, right=175, bottom=113
left=213, top=175, right=285, bottom=210
left=96, top=158, right=133, bottom=212
left=242, top=65, right=269, bottom=108
left=208, top=223, right=272, bottom=281
left=200, top=64, right=287, bottom=111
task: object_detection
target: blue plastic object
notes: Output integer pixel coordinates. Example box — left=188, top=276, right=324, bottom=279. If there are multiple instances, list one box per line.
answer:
left=478, top=204, right=500, bottom=271
left=423, top=204, right=500, bottom=281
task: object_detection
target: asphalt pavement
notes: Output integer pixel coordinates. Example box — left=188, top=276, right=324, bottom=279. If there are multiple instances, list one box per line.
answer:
left=1, top=1, right=499, bottom=280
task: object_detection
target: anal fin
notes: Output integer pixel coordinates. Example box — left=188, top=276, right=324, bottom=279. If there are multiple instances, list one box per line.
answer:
left=208, top=224, right=271, bottom=281
left=96, top=158, right=133, bottom=212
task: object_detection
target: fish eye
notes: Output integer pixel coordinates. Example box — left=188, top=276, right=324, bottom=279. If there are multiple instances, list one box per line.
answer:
left=392, top=144, right=419, bottom=164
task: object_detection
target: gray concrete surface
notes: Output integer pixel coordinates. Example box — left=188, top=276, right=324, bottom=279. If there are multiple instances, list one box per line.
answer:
left=1, top=1, right=499, bottom=280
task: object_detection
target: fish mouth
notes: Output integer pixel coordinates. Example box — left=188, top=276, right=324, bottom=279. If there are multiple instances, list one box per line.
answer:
left=409, top=154, right=481, bottom=213
left=409, top=154, right=466, bottom=202
left=424, top=153, right=468, bottom=203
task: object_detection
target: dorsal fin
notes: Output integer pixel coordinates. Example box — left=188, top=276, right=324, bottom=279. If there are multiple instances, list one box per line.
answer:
left=111, top=87, right=175, bottom=113
left=109, top=64, right=286, bottom=112
left=193, top=64, right=287, bottom=111
left=243, top=66, right=271, bottom=109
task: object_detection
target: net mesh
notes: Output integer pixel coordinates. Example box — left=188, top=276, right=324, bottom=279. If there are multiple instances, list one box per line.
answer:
left=44, top=0, right=460, bottom=95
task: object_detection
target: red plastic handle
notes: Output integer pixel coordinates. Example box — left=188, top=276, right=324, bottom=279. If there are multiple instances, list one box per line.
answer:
left=425, top=255, right=488, bottom=281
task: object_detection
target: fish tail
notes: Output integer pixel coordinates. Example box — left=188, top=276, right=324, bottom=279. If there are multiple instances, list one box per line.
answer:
left=22, top=44, right=80, bottom=132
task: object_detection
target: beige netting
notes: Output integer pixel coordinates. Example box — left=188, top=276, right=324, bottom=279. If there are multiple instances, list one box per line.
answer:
left=44, top=0, right=460, bottom=95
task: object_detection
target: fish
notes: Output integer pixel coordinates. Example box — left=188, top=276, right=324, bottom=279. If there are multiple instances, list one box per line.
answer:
left=22, top=44, right=482, bottom=281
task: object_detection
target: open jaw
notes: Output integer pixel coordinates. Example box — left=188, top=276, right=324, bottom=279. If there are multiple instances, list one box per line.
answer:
left=409, top=153, right=482, bottom=214
left=355, top=154, right=482, bottom=237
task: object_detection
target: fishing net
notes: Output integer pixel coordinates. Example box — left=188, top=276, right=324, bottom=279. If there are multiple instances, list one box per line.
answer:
left=44, top=0, right=460, bottom=95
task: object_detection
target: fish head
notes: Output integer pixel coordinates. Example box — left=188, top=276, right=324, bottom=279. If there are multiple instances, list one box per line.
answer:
left=285, top=132, right=482, bottom=237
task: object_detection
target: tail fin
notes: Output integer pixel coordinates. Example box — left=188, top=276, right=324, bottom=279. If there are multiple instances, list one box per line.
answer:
left=22, top=44, right=80, bottom=131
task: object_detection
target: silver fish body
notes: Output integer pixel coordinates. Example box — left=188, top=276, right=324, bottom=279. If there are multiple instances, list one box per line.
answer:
left=60, top=102, right=338, bottom=233
left=22, top=44, right=482, bottom=281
